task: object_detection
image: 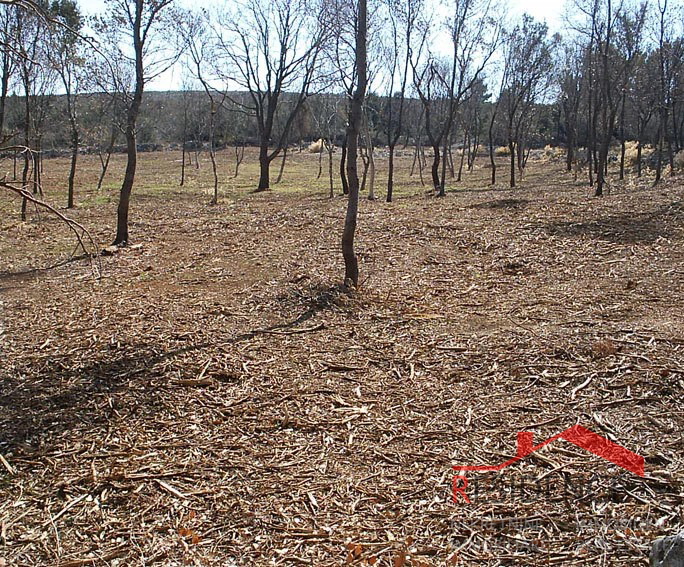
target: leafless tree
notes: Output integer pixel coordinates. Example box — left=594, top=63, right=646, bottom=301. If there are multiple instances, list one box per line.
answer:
left=47, top=0, right=84, bottom=209
left=181, top=9, right=226, bottom=204
left=215, top=0, right=328, bottom=192
left=95, top=0, right=182, bottom=246
left=499, top=15, right=556, bottom=188
left=341, top=0, right=367, bottom=288
left=412, top=0, right=500, bottom=196
left=378, top=0, right=416, bottom=202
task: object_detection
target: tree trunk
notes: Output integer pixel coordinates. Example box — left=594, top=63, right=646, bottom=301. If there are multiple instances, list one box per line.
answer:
left=113, top=125, right=137, bottom=246
left=67, top=126, right=78, bottom=209
left=113, top=0, right=145, bottom=246
left=386, top=145, right=395, bottom=202
left=365, top=124, right=375, bottom=200
left=209, top=148, right=219, bottom=204
left=275, top=143, right=288, bottom=184
left=431, top=144, right=441, bottom=195
left=360, top=145, right=369, bottom=192
left=0, top=45, right=9, bottom=140
left=619, top=92, right=626, bottom=180
left=509, top=141, right=516, bottom=188
left=488, top=103, right=498, bottom=185
left=418, top=144, right=426, bottom=187
left=234, top=143, right=245, bottom=178
left=21, top=80, right=30, bottom=219
left=180, top=142, right=186, bottom=186
left=327, top=143, right=334, bottom=198
left=98, top=126, right=117, bottom=190
left=180, top=105, right=188, bottom=186
left=340, top=137, right=349, bottom=195
left=342, top=0, right=366, bottom=288
left=257, top=143, right=270, bottom=191
left=447, top=142, right=455, bottom=178
left=410, top=138, right=419, bottom=176
left=457, top=130, right=467, bottom=182
left=33, top=138, right=42, bottom=196
left=317, top=141, right=323, bottom=179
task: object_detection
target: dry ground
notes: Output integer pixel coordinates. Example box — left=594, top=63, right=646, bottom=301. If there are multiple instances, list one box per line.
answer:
left=1, top=148, right=683, bottom=566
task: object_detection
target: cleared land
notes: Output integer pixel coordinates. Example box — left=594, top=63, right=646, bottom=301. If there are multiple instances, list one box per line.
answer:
left=1, top=148, right=683, bottom=566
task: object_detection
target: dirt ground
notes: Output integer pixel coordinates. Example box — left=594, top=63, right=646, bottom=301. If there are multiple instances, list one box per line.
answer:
left=1, top=148, right=683, bottom=566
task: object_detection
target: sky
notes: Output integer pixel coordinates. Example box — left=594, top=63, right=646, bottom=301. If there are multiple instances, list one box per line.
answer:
left=80, top=0, right=568, bottom=91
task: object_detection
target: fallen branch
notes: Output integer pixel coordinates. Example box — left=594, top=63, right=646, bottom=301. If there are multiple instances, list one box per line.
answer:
left=1, top=178, right=101, bottom=278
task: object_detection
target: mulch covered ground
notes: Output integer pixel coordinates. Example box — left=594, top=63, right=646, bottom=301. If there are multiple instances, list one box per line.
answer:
left=1, top=153, right=683, bottom=566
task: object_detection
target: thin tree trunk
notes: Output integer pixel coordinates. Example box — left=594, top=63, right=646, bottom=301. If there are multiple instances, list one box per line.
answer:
left=97, top=127, right=116, bottom=191
left=317, top=141, right=323, bottom=179
left=340, top=137, right=349, bottom=195
left=431, top=144, right=441, bottom=195
left=209, top=147, right=219, bottom=204
left=113, top=124, right=137, bottom=245
left=257, top=143, right=270, bottom=191
left=21, top=81, right=30, bottom=218
left=275, top=143, right=288, bottom=184
left=33, top=140, right=41, bottom=196
left=113, top=0, right=146, bottom=246
left=342, top=0, right=366, bottom=288
left=360, top=145, right=369, bottom=192
left=619, top=92, right=626, bottom=180
left=180, top=104, right=188, bottom=186
left=365, top=123, right=375, bottom=200
left=180, top=142, right=186, bottom=186
left=488, top=103, right=498, bottom=185
left=0, top=46, right=9, bottom=140
left=67, top=126, right=78, bottom=209
left=447, top=141, right=455, bottom=179
left=418, top=144, right=425, bottom=187
left=410, top=140, right=418, bottom=176
left=386, top=145, right=395, bottom=202
left=234, top=143, right=245, bottom=178
left=326, top=142, right=334, bottom=198
left=457, top=130, right=467, bottom=182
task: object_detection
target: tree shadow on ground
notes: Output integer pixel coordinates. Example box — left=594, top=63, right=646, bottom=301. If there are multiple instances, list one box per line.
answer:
left=0, top=255, right=90, bottom=291
left=0, top=284, right=341, bottom=453
left=544, top=201, right=683, bottom=245
left=470, top=198, right=530, bottom=210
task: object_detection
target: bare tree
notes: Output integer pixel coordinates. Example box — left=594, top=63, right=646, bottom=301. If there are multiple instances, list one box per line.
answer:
left=13, top=2, right=54, bottom=218
left=499, top=15, right=556, bottom=188
left=615, top=2, right=647, bottom=180
left=378, top=0, right=416, bottom=202
left=96, top=0, right=181, bottom=246
left=559, top=42, right=584, bottom=173
left=181, top=9, right=226, bottom=204
left=47, top=0, right=84, bottom=209
left=412, top=0, right=499, bottom=196
left=342, top=0, right=367, bottom=288
left=216, top=0, right=328, bottom=192
left=0, top=5, right=17, bottom=143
